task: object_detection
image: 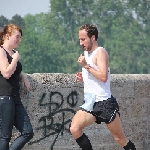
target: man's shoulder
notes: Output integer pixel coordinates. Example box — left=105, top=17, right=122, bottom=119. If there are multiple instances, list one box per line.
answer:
left=97, top=47, right=107, bottom=54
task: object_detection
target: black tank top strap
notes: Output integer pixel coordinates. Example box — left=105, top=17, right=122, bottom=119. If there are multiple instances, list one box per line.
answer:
left=0, top=45, right=8, bottom=53
left=0, top=46, right=15, bottom=55
left=0, top=45, right=4, bottom=49
left=12, top=49, right=16, bottom=53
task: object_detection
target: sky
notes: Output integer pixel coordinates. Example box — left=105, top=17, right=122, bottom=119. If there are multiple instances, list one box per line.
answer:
left=0, top=0, right=50, bottom=19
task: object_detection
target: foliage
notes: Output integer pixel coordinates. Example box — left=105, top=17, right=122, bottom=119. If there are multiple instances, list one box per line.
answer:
left=0, top=0, right=150, bottom=74
left=0, top=15, right=9, bottom=28
left=9, top=14, right=25, bottom=29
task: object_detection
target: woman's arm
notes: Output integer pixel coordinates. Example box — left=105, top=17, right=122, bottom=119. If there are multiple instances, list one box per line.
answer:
left=0, top=48, right=20, bottom=79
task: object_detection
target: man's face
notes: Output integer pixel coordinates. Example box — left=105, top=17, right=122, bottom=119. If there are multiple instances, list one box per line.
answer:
left=79, top=29, right=92, bottom=51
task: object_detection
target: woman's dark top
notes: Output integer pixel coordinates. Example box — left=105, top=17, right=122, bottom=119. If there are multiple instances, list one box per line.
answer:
left=0, top=46, right=22, bottom=96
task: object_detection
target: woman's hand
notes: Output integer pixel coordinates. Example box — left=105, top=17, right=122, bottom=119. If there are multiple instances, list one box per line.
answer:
left=76, top=72, right=83, bottom=82
left=20, top=73, right=30, bottom=91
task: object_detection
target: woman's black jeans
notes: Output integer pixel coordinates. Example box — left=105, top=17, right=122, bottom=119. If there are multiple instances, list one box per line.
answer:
left=0, top=96, right=34, bottom=150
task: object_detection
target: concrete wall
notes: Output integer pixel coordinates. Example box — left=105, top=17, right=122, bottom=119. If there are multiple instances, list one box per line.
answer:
left=11, top=74, right=150, bottom=150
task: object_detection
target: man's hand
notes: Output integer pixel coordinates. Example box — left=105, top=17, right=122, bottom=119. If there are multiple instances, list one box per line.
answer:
left=77, top=54, right=87, bottom=67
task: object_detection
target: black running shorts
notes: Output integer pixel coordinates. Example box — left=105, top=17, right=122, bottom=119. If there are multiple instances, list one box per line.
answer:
left=81, top=95, right=120, bottom=124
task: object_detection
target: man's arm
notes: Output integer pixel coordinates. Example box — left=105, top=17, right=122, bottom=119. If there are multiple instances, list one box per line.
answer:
left=85, top=48, right=109, bottom=82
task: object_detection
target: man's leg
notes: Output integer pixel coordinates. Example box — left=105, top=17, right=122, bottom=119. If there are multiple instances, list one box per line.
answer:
left=70, top=110, right=96, bottom=150
left=106, top=114, right=136, bottom=150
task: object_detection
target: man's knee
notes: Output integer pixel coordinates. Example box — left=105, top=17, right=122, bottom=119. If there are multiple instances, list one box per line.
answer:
left=70, top=126, right=77, bottom=134
left=70, top=124, right=80, bottom=135
left=114, top=136, right=122, bottom=143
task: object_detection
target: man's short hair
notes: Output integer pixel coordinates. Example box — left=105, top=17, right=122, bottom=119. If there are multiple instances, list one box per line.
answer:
left=79, top=24, right=98, bottom=41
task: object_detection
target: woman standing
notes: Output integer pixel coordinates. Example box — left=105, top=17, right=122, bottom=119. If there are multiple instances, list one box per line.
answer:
left=0, top=24, right=34, bottom=150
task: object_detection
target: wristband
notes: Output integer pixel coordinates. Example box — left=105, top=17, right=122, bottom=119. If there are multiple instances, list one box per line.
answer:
left=85, top=65, right=92, bottom=70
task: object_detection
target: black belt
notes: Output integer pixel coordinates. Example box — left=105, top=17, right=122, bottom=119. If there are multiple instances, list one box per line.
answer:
left=0, top=96, right=11, bottom=100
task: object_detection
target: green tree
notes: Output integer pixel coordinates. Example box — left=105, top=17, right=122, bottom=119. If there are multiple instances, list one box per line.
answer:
left=19, top=14, right=46, bottom=73
left=9, top=14, right=25, bottom=29
left=0, top=15, right=9, bottom=28
left=42, top=0, right=97, bottom=73
left=18, top=0, right=150, bottom=74
left=91, top=0, right=150, bottom=73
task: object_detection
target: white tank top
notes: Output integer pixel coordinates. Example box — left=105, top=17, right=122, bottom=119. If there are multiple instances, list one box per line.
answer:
left=82, top=47, right=111, bottom=102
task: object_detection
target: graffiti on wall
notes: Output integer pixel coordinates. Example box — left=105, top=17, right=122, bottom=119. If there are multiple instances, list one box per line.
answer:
left=28, top=90, right=79, bottom=150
